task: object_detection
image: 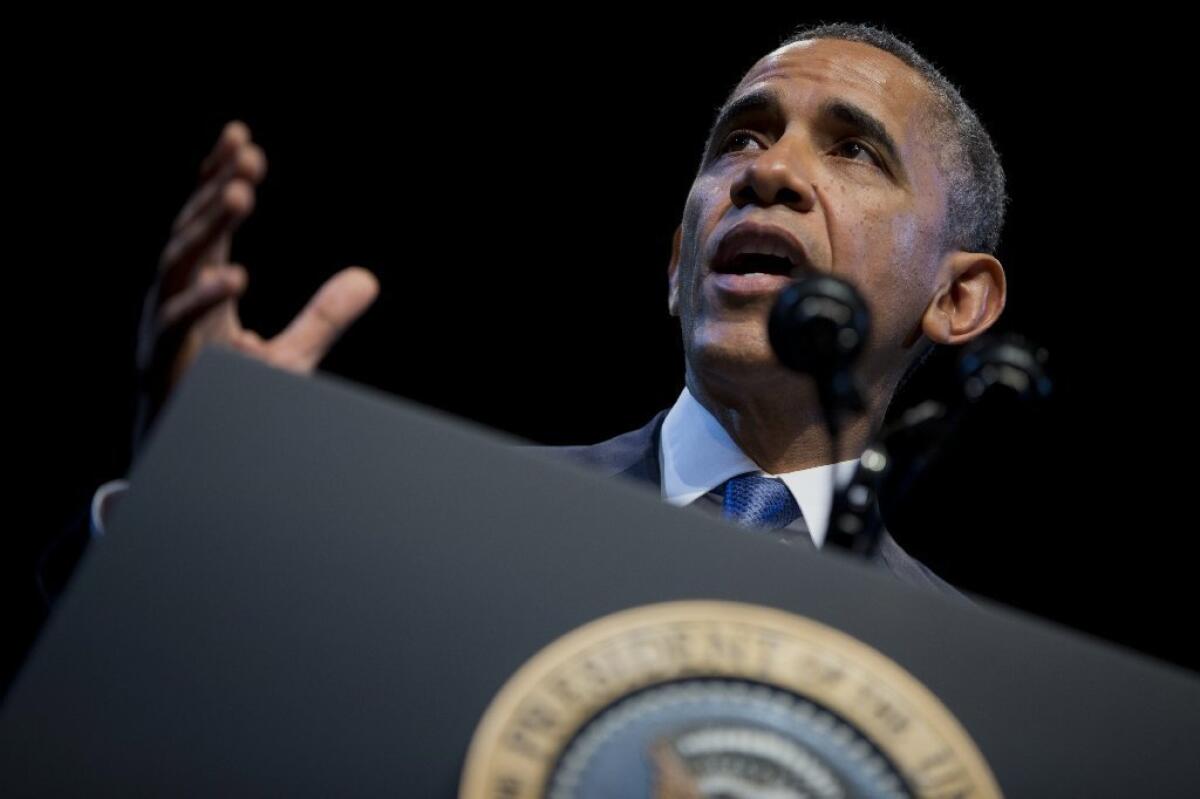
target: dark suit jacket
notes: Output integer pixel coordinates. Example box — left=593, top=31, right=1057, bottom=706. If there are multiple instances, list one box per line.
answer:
left=537, top=408, right=967, bottom=600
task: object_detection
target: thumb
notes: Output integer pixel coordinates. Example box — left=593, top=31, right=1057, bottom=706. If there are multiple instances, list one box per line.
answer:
left=271, top=266, right=380, bottom=370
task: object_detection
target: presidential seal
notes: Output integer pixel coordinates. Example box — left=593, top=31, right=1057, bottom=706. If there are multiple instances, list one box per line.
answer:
left=459, top=601, right=1000, bottom=798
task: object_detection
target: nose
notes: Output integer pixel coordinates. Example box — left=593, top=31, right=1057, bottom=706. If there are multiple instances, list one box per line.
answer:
left=729, top=139, right=817, bottom=213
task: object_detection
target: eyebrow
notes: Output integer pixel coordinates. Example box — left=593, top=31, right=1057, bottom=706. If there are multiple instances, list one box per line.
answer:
left=704, top=90, right=907, bottom=179
left=704, top=88, right=779, bottom=156
left=819, top=98, right=904, bottom=175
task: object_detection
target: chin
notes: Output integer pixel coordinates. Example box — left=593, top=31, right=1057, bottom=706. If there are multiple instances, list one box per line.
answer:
left=687, top=321, right=783, bottom=381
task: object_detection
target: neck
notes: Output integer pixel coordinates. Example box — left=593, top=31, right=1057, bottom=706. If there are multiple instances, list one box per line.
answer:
left=685, top=364, right=893, bottom=474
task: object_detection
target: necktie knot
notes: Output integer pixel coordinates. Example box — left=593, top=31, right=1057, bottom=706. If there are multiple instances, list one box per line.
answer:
left=721, top=473, right=802, bottom=530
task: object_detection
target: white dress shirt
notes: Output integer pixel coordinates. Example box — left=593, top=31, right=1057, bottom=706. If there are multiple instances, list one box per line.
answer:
left=90, top=478, right=129, bottom=538
left=659, top=387, right=858, bottom=548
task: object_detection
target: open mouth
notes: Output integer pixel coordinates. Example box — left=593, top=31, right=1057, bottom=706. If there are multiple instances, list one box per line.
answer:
left=710, top=225, right=809, bottom=280
left=714, top=252, right=797, bottom=277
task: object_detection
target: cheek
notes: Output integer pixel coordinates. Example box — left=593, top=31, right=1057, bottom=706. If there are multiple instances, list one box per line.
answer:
left=687, top=174, right=727, bottom=244
left=826, top=193, right=936, bottom=334
left=888, top=213, right=930, bottom=286
left=868, top=214, right=941, bottom=350
left=678, top=178, right=727, bottom=302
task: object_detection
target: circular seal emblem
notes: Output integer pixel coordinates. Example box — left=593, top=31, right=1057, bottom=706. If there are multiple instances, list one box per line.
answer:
left=460, top=601, right=1001, bottom=798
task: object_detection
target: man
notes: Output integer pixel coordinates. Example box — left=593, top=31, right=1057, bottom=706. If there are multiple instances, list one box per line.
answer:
left=79, top=23, right=1006, bottom=600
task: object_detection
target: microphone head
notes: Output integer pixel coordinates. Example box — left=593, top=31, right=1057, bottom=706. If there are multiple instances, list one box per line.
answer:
left=956, top=334, right=1052, bottom=406
left=768, top=274, right=870, bottom=376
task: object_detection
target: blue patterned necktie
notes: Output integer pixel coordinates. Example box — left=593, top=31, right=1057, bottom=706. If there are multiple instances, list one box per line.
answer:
left=721, top=473, right=802, bottom=530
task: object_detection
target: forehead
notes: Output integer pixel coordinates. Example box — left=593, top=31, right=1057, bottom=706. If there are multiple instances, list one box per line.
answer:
left=732, top=38, right=933, bottom=137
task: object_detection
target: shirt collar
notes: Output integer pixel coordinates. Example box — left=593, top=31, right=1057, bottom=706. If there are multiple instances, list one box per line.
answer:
left=658, top=386, right=858, bottom=547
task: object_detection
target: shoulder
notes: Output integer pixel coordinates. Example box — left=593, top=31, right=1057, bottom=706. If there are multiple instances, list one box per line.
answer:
left=875, top=529, right=973, bottom=604
left=519, top=409, right=669, bottom=481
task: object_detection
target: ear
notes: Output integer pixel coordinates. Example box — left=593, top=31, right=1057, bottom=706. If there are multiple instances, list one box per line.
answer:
left=667, top=224, right=683, bottom=317
left=920, top=250, right=1007, bottom=345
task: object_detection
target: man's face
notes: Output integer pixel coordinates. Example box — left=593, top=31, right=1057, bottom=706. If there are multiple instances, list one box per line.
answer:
left=669, top=38, right=953, bottom=390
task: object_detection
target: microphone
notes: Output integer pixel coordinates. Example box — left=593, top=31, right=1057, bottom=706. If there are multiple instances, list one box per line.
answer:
left=767, top=274, right=870, bottom=439
left=957, top=334, right=1052, bottom=407
left=825, top=333, right=1052, bottom=557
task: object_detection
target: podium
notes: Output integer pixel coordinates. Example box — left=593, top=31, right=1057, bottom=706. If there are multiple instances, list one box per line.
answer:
left=3, top=350, right=1198, bottom=796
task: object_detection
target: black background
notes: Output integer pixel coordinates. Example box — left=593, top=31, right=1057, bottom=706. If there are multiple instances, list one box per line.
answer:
left=11, top=11, right=1195, bottom=686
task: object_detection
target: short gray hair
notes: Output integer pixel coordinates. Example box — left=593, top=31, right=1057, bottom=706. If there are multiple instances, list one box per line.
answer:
left=782, top=22, right=1008, bottom=255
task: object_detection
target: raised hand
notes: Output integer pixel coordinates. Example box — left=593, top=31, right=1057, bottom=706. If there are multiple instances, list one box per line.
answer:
left=134, top=121, right=379, bottom=445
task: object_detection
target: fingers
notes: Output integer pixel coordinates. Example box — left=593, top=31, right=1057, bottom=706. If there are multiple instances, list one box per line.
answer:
left=158, top=122, right=266, bottom=297
left=271, top=267, right=380, bottom=371
left=173, top=137, right=267, bottom=236
left=139, top=263, right=249, bottom=403
left=199, top=121, right=251, bottom=181
left=156, top=264, right=248, bottom=334
left=158, top=180, right=256, bottom=297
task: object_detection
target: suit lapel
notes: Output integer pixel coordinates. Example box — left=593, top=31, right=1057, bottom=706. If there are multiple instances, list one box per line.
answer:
left=534, top=408, right=967, bottom=601
left=613, top=409, right=668, bottom=488
left=635, top=413, right=965, bottom=599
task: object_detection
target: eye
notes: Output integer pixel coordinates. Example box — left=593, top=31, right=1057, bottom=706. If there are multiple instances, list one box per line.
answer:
left=832, top=139, right=881, bottom=167
left=719, top=131, right=765, bottom=155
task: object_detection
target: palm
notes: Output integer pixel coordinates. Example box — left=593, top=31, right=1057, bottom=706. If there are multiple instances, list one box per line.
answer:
left=198, top=267, right=377, bottom=375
